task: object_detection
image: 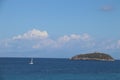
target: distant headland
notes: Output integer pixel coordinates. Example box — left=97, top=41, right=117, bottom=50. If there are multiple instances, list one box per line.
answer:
left=71, top=52, right=114, bottom=61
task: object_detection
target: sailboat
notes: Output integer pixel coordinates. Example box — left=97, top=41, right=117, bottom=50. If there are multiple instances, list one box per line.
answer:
left=29, top=58, right=34, bottom=64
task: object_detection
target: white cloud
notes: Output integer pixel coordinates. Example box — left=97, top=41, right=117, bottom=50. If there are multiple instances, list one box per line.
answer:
left=13, top=29, right=48, bottom=40
left=0, top=39, right=11, bottom=48
left=31, top=33, right=91, bottom=49
left=105, top=44, right=116, bottom=49
left=32, top=39, right=55, bottom=49
left=116, top=40, right=120, bottom=48
left=58, top=33, right=90, bottom=43
left=58, top=35, right=70, bottom=43
left=100, top=40, right=120, bottom=50
left=52, top=33, right=92, bottom=48
left=0, top=29, right=101, bottom=51
left=81, top=33, right=90, bottom=41
left=101, top=5, right=113, bottom=11
left=70, top=34, right=81, bottom=40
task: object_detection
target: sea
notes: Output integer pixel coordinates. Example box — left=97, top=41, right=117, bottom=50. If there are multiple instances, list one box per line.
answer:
left=0, top=58, right=120, bottom=80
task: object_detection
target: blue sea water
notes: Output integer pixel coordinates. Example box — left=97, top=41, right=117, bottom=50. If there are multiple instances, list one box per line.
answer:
left=0, top=58, right=120, bottom=80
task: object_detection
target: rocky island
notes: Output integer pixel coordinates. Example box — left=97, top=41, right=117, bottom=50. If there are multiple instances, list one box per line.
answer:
left=71, top=52, right=114, bottom=61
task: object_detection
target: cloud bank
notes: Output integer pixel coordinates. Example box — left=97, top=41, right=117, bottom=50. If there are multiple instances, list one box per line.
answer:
left=0, top=29, right=93, bottom=50
left=0, top=28, right=120, bottom=58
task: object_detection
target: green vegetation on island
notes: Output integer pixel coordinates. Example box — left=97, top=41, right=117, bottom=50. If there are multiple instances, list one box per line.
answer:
left=71, top=52, right=114, bottom=61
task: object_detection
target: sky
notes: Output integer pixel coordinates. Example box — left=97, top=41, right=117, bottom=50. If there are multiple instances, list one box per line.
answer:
left=0, top=0, right=120, bottom=58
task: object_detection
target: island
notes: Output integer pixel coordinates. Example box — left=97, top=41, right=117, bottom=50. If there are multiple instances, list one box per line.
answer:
left=71, top=52, right=114, bottom=61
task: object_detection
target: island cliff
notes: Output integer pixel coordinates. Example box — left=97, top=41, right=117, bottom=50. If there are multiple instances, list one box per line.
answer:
left=71, top=52, right=114, bottom=61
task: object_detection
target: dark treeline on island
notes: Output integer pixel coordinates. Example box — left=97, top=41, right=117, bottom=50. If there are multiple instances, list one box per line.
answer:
left=71, top=52, right=114, bottom=61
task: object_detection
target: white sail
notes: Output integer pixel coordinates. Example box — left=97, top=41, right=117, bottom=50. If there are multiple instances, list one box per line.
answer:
left=29, top=58, right=33, bottom=64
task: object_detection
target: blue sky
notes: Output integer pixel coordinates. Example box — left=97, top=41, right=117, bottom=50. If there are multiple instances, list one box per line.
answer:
left=0, top=0, right=120, bottom=58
